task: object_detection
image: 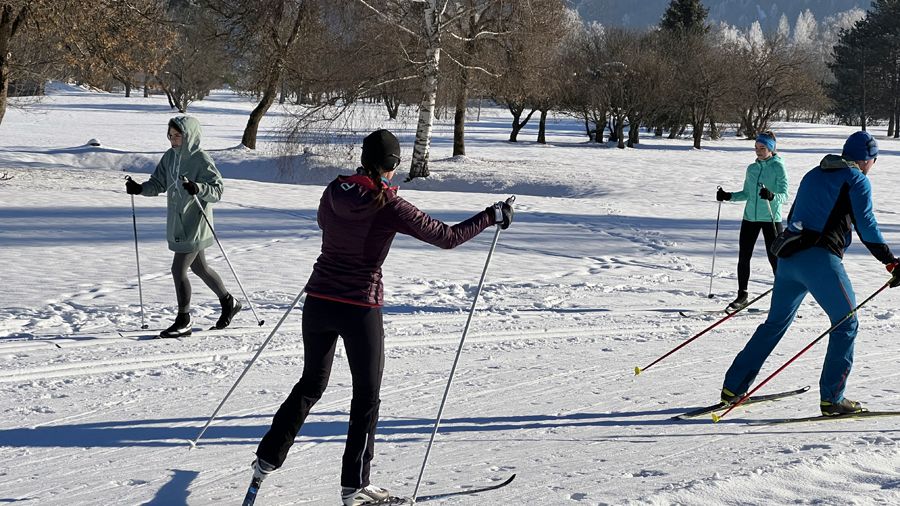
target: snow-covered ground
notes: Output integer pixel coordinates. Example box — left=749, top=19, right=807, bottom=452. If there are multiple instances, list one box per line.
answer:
left=1, top=85, right=900, bottom=505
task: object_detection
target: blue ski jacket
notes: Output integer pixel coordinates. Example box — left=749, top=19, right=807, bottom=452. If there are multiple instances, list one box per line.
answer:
left=785, top=154, right=895, bottom=264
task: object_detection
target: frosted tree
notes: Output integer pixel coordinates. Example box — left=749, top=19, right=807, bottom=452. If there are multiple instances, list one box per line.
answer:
left=747, top=21, right=764, bottom=51
left=713, top=21, right=746, bottom=49
left=820, top=8, right=866, bottom=56
left=777, top=14, right=790, bottom=41
left=792, top=9, right=818, bottom=49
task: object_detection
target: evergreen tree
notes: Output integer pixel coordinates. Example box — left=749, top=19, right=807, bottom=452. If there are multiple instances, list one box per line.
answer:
left=659, top=0, right=710, bottom=34
left=828, top=0, right=900, bottom=129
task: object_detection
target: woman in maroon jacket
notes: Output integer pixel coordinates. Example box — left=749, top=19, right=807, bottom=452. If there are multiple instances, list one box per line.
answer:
left=250, top=129, right=514, bottom=506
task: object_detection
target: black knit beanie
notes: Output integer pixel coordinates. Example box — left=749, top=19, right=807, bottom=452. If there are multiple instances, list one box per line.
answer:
left=361, top=129, right=401, bottom=172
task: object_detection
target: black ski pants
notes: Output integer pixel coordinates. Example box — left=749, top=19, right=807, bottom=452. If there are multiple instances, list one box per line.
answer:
left=171, top=250, right=227, bottom=312
left=737, top=219, right=783, bottom=293
left=256, top=295, right=384, bottom=489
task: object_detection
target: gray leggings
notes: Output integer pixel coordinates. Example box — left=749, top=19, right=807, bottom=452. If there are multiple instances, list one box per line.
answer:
left=171, top=250, right=227, bottom=312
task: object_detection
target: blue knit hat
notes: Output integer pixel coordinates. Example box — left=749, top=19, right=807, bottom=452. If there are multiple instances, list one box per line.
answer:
left=842, top=131, right=878, bottom=161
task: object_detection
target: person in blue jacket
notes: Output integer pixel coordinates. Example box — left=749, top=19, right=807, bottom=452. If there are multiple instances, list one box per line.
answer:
left=716, top=131, right=788, bottom=310
left=720, top=131, right=900, bottom=415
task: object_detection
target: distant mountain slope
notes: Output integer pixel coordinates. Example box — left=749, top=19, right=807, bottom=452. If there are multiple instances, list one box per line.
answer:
left=572, top=0, right=872, bottom=29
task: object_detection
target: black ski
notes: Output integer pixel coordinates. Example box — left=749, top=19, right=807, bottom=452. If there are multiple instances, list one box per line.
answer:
left=414, top=474, right=516, bottom=503
left=349, top=497, right=409, bottom=505
left=678, top=308, right=766, bottom=318
left=357, top=474, right=517, bottom=505
left=756, top=410, right=900, bottom=425
left=672, top=386, right=810, bottom=420
left=242, top=476, right=263, bottom=506
left=241, top=474, right=515, bottom=505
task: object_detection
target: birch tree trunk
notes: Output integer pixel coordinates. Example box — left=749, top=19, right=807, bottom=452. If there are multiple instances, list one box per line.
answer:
left=407, top=2, right=441, bottom=181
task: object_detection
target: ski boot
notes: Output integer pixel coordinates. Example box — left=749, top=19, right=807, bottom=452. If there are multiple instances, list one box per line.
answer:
left=215, top=293, right=242, bottom=330
left=820, top=398, right=866, bottom=416
left=720, top=387, right=742, bottom=404
left=243, top=459, right=277, bottom=506
left=159, top=312, right=192, bottom=338
left=726, top=290, right=749, bottom=312
left=341, top=484, right=392, bottom=506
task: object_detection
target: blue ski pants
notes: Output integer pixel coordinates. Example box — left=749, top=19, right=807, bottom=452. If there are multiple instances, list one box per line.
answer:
left=723, top=247, right=858, bottom=403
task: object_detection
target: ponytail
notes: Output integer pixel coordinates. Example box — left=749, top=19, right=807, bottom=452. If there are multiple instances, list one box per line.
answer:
left=362, top=164, right=389, bottom=209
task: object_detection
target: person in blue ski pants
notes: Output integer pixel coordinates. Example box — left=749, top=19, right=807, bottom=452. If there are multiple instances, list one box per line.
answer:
left=720, top=131, right=900, bottom=416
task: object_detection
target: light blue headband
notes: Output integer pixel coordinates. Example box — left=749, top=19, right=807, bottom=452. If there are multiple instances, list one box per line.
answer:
left=756, top=133, right=776, bottom=152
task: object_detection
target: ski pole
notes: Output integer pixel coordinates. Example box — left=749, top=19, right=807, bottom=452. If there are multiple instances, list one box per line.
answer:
left=634, top=288, right=772, bottom=376
left=708, top=190, right=723, bottom=299
left=189, top=290, right=306, bottom=448
left=759, top=183, right=779, bottom=237
left=712, top=280, right=891, bottom=422
left=181, top=176, right=264, bottom=327
left=411, top=196, right=514, bottom=501
left=126, top=176, right=149, bottom=330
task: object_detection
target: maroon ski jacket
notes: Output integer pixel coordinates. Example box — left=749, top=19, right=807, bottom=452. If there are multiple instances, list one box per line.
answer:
left=304, top=174, right=496, bottom=307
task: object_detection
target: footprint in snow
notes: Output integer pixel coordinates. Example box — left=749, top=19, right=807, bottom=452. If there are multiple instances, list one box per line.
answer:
left=630, top=469, right=667, bottom=478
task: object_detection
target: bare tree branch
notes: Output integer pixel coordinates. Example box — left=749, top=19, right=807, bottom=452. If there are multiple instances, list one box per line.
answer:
left=442, top=48, right=501, bottom=77
left=351, top=0, right=419, bottom=38
left=446, top=29, right=508, bottom=42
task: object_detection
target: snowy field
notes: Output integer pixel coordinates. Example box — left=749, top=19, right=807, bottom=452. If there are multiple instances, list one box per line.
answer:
left=2, top=85, right=900, bottom=505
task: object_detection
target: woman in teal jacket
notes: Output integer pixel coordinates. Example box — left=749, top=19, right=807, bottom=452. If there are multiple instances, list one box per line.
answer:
left=126, top=116, right=241, bottom=337
left=716, top=131, right=788, bottom=310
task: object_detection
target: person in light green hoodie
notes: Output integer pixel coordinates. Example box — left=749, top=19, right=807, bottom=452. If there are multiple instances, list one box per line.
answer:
left=715, top=131, right=788, bottom=311
left=126, top=116, right=241, bottom=338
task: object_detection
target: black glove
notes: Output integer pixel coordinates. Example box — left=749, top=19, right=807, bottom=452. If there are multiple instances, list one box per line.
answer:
left=716, top=188, right=732, bottom=202
left=759, top=187, right=775, bottom=201
left=182, top=179, right=199, bottom=195
left=125, top=178, right=143, bottom=195
left=487, top=201, right=514, bottom=230
left=888, top=261, right=900, bottom=288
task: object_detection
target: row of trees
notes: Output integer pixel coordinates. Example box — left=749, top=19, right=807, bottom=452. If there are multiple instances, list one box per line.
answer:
left=829, top=0, right=900, bottom=137
left=0, top=0, right=890, bottom=180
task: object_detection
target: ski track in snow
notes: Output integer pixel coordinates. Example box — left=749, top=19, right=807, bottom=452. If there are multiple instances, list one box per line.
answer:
left=2, top=89, right=900, bottom=505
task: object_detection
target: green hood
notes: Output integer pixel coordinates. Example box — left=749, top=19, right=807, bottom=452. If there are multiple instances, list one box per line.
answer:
left=169, top=116, right=204, bottom=157
left=140, top=116, right=224, bottom=252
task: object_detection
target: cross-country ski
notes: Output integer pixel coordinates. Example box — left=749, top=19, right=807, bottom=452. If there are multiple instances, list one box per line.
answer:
left=672, top=386, right=810, bottom=420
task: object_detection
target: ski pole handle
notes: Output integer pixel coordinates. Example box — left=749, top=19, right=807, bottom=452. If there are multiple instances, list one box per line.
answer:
left=491, top=195, right=516, bottom=228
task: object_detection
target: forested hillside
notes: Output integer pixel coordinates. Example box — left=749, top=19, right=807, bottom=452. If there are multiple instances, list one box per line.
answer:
left=574, top=0, right=872, bottom=29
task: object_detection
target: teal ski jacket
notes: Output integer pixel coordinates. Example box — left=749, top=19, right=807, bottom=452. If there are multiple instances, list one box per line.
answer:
left=140, top=116, right=224, bottom=253
left=730, top=154, right=788, bottom=222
